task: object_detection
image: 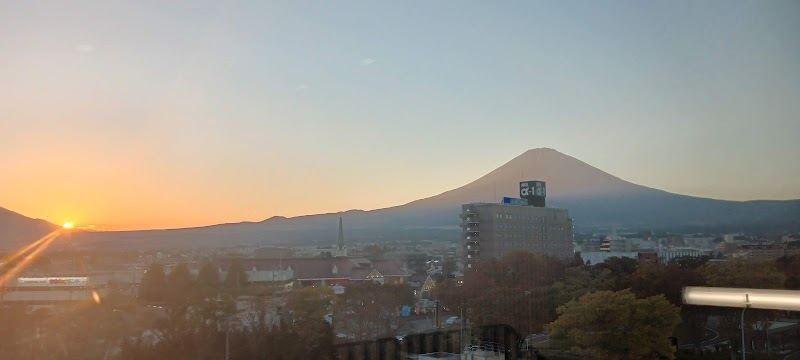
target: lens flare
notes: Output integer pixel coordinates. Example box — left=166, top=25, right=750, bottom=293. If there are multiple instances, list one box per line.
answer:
left=0, top=231, right=57, bottom=266
left=92, top=290, right=101, bottom=304
left=0, top=230, right=62, bottom=287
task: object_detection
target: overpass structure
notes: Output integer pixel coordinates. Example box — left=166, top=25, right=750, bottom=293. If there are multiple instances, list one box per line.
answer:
left=0, top=277, right=104, bottom=305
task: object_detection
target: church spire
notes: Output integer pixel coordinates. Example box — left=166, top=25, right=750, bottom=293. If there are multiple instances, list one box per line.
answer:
left=337, top=217, right=344, bottom=250
left=336, top=216, right=347, bottom=257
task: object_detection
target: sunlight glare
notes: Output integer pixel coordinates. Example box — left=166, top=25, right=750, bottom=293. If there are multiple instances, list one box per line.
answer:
left=0, top=231, right=61, bottom=286
left=63, top=222, right=74, bottom=229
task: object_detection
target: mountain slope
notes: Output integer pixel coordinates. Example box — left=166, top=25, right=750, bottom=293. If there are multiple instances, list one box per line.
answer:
left=384, top=148, right=800, bottom=228
left=397, top=148, right=799, bottom=228
left=403, top=147, right=654, bottom=208
left=0, top=207, right=59, bottom=249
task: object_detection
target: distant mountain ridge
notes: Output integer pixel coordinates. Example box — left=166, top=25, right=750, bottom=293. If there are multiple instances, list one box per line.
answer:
left=395, top=148, right=799, bottom=228
left=2, top=148, right=798, bottom=249
left=0, top=207, right=58, bottom=248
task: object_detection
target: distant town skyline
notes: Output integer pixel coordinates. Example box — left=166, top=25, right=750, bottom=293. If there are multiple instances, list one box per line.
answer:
left=1, top=1, right=798, bottom=230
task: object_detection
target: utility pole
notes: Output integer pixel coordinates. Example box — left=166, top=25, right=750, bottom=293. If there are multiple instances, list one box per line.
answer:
left=741, top=307, right=746, bottom=360
left=460, top=297, right=464, bottom=353
left=434, top=300, right=441, bottom=328
left=225, top=326, right=230, bottom=360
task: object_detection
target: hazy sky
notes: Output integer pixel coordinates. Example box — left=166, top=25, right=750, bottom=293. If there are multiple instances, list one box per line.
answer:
left=1, top=1, right=798, bottom=230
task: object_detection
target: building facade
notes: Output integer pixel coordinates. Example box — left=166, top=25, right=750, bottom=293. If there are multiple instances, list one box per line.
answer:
left=739, top=242, right=800, bottom=260
left=461, top=202, right=573, bottom=268
left=0, top=277, right=103, bottom=306
left=598, top=231, right=634, bottom=252
left=659, top=248, right=711, bottom=262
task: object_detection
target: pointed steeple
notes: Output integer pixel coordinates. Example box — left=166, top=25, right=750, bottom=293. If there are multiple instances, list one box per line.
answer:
left=336, top=216, right=347, bottom=257
left=338, top=217, right=344, bottom=249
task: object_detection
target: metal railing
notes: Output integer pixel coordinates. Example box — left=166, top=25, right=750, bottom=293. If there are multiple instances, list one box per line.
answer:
left=463, top=341, right=505, bottom=354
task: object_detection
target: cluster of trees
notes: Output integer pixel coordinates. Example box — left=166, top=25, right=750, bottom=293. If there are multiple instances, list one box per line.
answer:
left=125, top=262, right=417, bottom=359
left=122, top=261, right=341, bottom=359
left=0, top=292, right=138, bottom=359
left=4, top=251, right=800, bottom=359
left=332, top=282, right=414, bottom=341
left=434, top=250, right=795, bottom=359
left=0, top=256, right=416, bottom=359
left=435, top=251, right=567, bottom=335
left=138, top=261, right=249, bottom=304
left=120, top=297, right=336, bottom=360
left=548, top=289, right=681, bottom=360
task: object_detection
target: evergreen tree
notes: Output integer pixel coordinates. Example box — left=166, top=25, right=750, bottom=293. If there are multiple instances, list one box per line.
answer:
left=139, top=263, right=166, bottom=303
left=777, top=254, right=800, bottom=289
left=442, top=257, right=457, bottom=277
left=548, top=289, right=681, bottom=360
left=224, top=260, right=248, bottom=288
left=197, top=261, right=220, bottom=289
left=166, top=263, right=194, bottom=305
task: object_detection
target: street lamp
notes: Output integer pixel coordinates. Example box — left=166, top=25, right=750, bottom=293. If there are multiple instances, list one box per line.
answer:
left=682, top=287, right=800, bottom=360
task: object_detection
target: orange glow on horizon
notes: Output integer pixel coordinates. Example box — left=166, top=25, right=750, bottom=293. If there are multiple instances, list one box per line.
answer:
left=62, top=222, right=74, bottom=229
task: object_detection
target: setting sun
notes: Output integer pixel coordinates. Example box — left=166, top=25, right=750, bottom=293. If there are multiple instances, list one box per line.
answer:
left=62, top=222, right=74, bottom=229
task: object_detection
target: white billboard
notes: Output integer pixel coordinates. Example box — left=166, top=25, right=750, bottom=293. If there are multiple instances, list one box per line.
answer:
left=17, top=277, right=88, bottom=287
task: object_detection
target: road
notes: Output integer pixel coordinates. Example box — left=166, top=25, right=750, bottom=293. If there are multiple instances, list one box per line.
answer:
left=526, top=334, right=549, bottom=346
left=401, top=318, right=436, bottom=334
left=679, top=326, right=729, bottom=353
left=784, top=351, right=800, bottom=360
left=699, top=326, right=728, bottom=351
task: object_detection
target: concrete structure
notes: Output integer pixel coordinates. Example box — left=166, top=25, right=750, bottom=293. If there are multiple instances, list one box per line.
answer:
left=0, top=276, right=106, bottom=305
left=216, top=257, right=410, bottom=287
left=598, top=236, right=637, bottom=252
left=0, top=289, right=101, bottom=304
left=580, top=249, right=710, bottom=264
left=418, top=353, right=460, bottom=360
left=659, top=248, right=711, bottom=262
left=461, top=202, right=573, bottom=268
left=239, top=265, right=294, bottom=283
left=739, top=242, right=800, bottom=259
left=580, top=251, right=640, bottom=265
left=460, top=343, right=505, bottom=360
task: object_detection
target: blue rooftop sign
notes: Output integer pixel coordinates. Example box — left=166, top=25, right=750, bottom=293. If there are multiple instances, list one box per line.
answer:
left=502, top=197, right=529, bottom=206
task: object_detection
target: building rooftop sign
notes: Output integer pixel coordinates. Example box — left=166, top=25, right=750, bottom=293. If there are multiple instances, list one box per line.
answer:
left=520, top=181, right=546, bottom=207
left=501, top=197, right=528, bottom=206
left=17, top=277, right=88, bottom=287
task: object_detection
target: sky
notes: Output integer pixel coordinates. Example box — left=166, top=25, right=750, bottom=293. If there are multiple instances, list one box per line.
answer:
left=1, top=1, right=799, bottom=230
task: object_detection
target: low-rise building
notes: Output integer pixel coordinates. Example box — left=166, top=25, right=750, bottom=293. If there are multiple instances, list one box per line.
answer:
left=216, top=257, right=410, bottom=288
left=580, top=248, right=710, bottom=265
left=659, top=248, right=711, bottom=262
left=0, top=276, right=105, bottom=306
left=580, top=251, right=640, bottom=265
left=739, top=242, right=800, bottom=259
